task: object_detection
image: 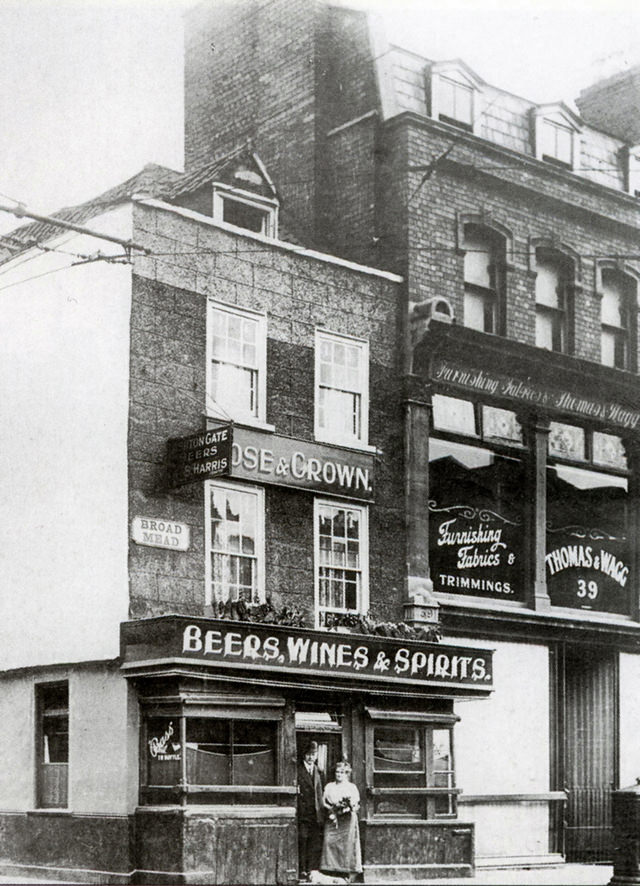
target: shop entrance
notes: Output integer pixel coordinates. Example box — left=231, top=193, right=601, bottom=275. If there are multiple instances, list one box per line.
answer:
left=552, top=645, right=617, bottom=862
left=295, top=711, right=343, bottom=783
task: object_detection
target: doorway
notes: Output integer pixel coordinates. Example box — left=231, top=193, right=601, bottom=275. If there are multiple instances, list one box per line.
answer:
left=552, top=645, right=617, bottom=862
left=295, top=710, right=343, bottom=783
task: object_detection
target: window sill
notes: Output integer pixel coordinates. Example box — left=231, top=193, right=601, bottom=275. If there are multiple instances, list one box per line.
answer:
left=314, top=434, right=378, bottom=455
left=205, top=414, right=276, bottom=434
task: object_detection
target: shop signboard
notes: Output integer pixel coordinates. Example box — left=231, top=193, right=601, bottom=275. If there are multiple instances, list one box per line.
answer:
left=432, top=357, right=640, bottom=432
left=546, top=528, right=631, bottom=615
left=121, top=616, right=494, bottom=692
left=429, top=502, right=522, bottom=601
left=229, top=425, right=374, bottom=501
left=166, top=425, right=233, bottom=487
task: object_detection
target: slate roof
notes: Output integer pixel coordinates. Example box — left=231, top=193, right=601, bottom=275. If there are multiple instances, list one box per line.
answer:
left=0, top=146, right=279, bottom=264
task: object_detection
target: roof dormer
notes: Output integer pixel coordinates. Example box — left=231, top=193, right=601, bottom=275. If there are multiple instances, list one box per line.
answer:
left=532, top=103, right=582, bottom=170
left=429, top=60, right=484, bottom=134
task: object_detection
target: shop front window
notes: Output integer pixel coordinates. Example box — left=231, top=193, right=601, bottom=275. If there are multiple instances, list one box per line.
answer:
left=546, top=463, right=630, bottom=615
left=370, top=723, right=456, bottom=819
left=144, top=715, right=278, bottom=803
left=429, top=437, right=525, bottom=602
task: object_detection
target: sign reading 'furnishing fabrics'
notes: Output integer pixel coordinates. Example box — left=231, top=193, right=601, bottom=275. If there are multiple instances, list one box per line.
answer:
left=432, top=358, right=640, bottom=431
left=120, top=617, right=493, bottom=691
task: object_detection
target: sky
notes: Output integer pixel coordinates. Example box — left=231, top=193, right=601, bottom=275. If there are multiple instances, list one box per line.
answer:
left=1, top=0, right=639, bottom=236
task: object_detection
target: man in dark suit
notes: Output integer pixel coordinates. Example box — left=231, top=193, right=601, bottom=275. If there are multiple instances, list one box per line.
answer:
left=297, top=740, right=324, bottom=879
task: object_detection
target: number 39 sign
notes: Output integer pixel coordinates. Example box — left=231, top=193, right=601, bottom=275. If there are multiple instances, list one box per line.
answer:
left=545, top=537, right=630, bottom=615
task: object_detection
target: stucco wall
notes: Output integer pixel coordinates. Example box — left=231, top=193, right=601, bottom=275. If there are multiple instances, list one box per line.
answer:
left=450, top=637, right=551, bottom=859
left=0, top=662, right=135, bottom=814
left=619, top=651, right=640, bottom=788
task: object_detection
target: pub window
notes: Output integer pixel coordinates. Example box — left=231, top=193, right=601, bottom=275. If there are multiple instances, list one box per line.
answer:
left=36, top=682, right=69, bottom=809
left=207, top=301, right=267, bottom=423
left=428, top=437, right=525, bottom=602
left=601, top=269, right=635, bottom=370
left=463, top=225, right=505, bottom=335
left=315, top=330, right=369, bottom=447
left=143, top=712, right=281, bottom=805
left=315, top=500, right=368, bottom=627
left=205, top=480, right=264, bottom=605
left=368, top=719, right=458, bottom=819
left=535, top=250, right=572, bottom=353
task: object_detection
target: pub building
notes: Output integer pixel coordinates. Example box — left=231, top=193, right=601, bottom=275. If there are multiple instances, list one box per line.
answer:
left=0, top=159, right=494, bottom=883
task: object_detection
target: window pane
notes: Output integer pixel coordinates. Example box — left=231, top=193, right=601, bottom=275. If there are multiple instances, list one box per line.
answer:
left=602, top=276, right=626, bottom=328
left=482, top=406, right=523, bottom=444
left=601, top=329, right=617, bottom=368
left=593, top=433, right=627, bottom=470
left=147, top=717, right=182, bottom=787
left=222, top=198, right=267, bottom=234
left=547, top=465, right=630, bottom=614
left=210, top=485, right=260, bottom=603
left=432, top=394, right=477, bottom=436
left=210, top=308, right=261, bottom=419
left=464, top=289, right=490, bottom=332
left=374, top=727, right=424, bottom=773
left=186, top=719, right=231, bottom=785
left=316, top=334, right=366, bottom=442
left=429, top=438, right=525, bottom=601
left=548, top=422, right=585, bottom=461
left=317, top=504, right=364, bottom=619
left=464, top=235, right=492, bottom=289
left=373, top=794, right=426, bottom=818
left=233, top=721, right=276, bottom=786
left=536, top=260, right=561, bottom=309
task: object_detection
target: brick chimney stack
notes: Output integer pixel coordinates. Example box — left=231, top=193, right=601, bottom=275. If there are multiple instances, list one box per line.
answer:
left=576, top=65, right=640, bottom=143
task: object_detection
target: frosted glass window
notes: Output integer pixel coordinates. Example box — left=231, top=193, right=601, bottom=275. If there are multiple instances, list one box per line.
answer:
left=432, top=395, right=477, bottom=435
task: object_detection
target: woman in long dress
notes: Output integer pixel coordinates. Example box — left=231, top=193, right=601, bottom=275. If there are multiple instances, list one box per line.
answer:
left=320, top=760, right=362, bottom=881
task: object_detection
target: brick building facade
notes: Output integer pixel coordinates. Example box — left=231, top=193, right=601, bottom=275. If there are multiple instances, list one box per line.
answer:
left=181, top=0, right=640, bottom=872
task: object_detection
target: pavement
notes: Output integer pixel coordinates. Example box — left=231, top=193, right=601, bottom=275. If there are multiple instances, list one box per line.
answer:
left=0, top=864, right=616, bottom=885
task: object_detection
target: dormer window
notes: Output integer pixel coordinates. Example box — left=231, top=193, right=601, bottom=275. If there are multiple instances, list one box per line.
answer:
left=430, top=62, right=483, bottom=134
left=212, top=184, right=278, bottom=238
left=532, top=104, right=582, bottom=171
left=541, top=119, right=573, bottom=166
left=439, top=76, right=473, bottom=129
left=625, top=145, right=640, bottom=197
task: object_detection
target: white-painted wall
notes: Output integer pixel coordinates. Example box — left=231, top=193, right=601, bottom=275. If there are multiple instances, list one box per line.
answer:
left=449, top=636, right=551, bottom=860
left=0, top=206, right=132, bottom=670
left=0, top=664, right=136, bottom=813
left=619, top=652, right=640, bottom=788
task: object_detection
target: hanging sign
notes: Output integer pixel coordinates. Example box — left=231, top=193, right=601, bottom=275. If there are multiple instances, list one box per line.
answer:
left=167, top=425, right=233, bottom=487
